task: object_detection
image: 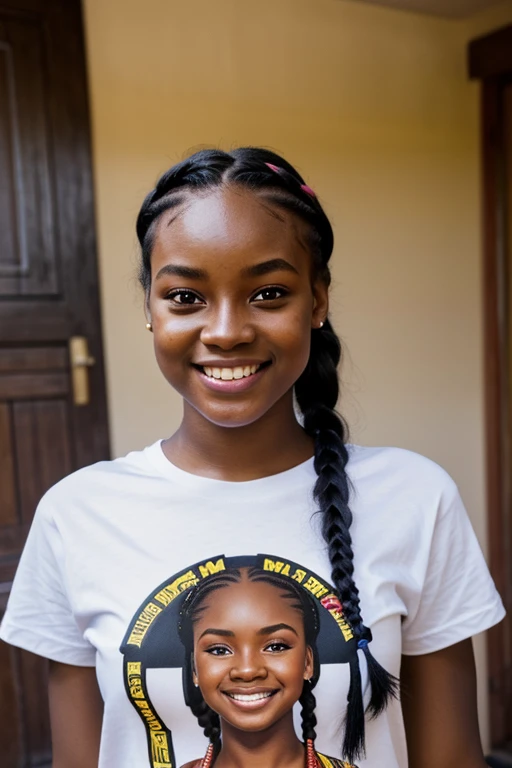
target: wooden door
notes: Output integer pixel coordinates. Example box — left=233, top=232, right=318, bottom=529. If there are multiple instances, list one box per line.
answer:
left=469, top=25, right=512, bottom=764
left=0, top=0, right=109, bottom=765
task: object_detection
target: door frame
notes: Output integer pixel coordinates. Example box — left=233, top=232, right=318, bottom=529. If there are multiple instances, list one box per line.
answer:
left=469, top=24, right=512, bottom=756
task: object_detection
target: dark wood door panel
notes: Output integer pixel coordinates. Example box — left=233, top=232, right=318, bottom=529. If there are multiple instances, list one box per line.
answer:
left=469, top=25, right=512, bottom=756
left=0, top=639, right=24, bottom=766
left=0, top=0, right=110, bottom=762
left=0, top=640, right=52, bottom=768
left=0, top=347, right=67, bottom=371
left=13, top=399, right=73, bottom=524
left=0, top=402, right=16, bottom=526
left=0, top=11, right=59, bottom=297
left=0, top=343, right=74, bottom=534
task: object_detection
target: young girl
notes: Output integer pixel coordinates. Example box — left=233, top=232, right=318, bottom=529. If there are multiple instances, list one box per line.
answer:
left=0, top=147, right=505, bottom=768
left=177, top=565, right=355, bottom=768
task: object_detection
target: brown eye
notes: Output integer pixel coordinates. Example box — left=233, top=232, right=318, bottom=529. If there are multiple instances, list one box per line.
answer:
left=168, top=290, right=204, bottom=305
left=264, top=641, right=291, bottom=653
left=205, top=645, right=232, bottom=656
left=252, top=287, right=288, bottom=302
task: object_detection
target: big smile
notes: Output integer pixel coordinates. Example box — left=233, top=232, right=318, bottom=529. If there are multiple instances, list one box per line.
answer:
left=221, top=688, right=279, bottom=710
left=193, top=361, right=272, bottom=381
left=224, top=691, right=276, bottom=702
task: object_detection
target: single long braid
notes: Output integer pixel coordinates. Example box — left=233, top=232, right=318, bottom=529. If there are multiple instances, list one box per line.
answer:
left=189, top=695, right=221, bottom=756
left=299, top=679, right=318, bottom=744
left=137, top=148, right=398, bottom=764
left=296, top=320, right=399, bottom=760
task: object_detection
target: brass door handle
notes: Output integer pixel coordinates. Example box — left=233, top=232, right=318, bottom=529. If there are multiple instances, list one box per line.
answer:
left=69, top=336, right=96, bottom=406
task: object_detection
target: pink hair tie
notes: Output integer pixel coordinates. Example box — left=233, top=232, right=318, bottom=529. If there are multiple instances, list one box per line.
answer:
left=265, top=162, right=317, bottom=199
left=300, top=183, right=316, bottom=198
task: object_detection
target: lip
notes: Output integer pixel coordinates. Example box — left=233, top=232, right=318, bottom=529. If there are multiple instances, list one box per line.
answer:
left=221, top=688, right=279, bottom=712
left=223, top=687, right=276, bottom=695
left=194, top=363, right=270, bottom=393
left=193, top=359, right=269, bottom=368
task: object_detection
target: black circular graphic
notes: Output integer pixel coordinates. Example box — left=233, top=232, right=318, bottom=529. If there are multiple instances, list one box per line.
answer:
left=120, top=553, right=357, bottom=768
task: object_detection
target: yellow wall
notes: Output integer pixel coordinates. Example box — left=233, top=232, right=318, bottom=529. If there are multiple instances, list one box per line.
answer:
left=83, top=0, right=512, bottom=748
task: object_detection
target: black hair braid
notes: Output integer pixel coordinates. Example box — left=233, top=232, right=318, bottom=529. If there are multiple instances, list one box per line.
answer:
left=189, top=693, right=222, bottom=756
left=299, top=680, right=317, bottom=744
left=295, top=321, right=399, bottom=762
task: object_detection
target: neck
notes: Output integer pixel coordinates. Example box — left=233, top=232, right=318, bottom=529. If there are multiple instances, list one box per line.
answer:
left=164, top=392, right=314, bottom=481
left=214, top=714, right=305, bottom=768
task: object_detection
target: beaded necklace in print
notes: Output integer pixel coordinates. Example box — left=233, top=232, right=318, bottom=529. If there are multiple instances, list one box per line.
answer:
left=199, top=739, right=357, bottom=768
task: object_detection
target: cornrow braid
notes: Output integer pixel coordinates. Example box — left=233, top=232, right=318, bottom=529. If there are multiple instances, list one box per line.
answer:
left=299, top=680, right=318, bottom=744
left=295, top=320, right=399, bottom=761
left=138, top=147, right=398, bottom=763
left=189, top=695, right=221, bottom=755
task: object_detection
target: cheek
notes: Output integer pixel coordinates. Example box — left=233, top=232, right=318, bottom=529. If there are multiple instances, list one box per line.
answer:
left=195, top=655, right=226, bottom=688
left=265, top=306, right=312, bottom=360
left=152, top=322, right=197, bottom=376
left=272, top=652, right=308, bottom=689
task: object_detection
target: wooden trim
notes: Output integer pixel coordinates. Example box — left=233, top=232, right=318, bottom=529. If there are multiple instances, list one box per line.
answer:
left=469, top=24, right=512, bottom=80
left=480, top=77, right=510, bottom=748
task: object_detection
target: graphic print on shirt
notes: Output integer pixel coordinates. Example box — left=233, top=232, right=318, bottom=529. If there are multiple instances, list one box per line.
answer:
left=120, top=553, right=357, bottom=768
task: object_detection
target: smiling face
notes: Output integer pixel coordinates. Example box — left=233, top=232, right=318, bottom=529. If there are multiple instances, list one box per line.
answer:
left=146, top=185, right=328, bottom=428
left=190, top=575, right=314, bottom=735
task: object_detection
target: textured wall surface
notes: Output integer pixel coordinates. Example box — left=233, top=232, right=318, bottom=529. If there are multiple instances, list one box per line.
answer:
left=83, top=0, right=512, bottom=747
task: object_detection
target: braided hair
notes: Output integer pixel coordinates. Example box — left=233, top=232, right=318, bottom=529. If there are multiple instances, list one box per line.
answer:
left=178, top=567, right=321, bottom=753
left=137, top=148, right=398, bottom=762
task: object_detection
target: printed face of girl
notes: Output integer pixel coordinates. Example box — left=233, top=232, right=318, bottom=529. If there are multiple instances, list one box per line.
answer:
left=191, top=575, right=314, bottom=734
left=146, top=185, right=328, bottom=428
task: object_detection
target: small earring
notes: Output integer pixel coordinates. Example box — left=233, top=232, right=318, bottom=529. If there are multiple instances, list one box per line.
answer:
left=319, top=320, right=324, bottom=328
left=194, top=682, right=199, bottom=688
left=145, top=322, right=153, bottom=332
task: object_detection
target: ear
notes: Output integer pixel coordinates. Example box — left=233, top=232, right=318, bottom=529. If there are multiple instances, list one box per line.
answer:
left=311, top=279, right=329, bottom=330
left=144, top=293, right=151, bottom=324
left=304, top=646, right=314, bottom=681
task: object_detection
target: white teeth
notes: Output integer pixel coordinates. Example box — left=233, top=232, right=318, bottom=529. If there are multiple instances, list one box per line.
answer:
left=228, top=692, right=273, bottom=702
left=201, top=365, right=262, bottom=380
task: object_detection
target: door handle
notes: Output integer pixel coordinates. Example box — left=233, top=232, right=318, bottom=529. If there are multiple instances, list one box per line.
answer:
left=69, top=336, right=96, bottom=406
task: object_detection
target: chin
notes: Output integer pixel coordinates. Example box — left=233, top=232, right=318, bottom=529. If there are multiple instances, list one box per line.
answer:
left=200, top=406, right=275, bottom=429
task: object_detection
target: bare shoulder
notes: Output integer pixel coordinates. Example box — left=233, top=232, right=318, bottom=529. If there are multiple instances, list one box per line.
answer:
left=180, top=760, right=202, bottom=768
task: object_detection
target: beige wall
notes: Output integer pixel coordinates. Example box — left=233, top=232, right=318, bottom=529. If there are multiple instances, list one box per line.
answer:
left=83, top=0, right=512, bottom=748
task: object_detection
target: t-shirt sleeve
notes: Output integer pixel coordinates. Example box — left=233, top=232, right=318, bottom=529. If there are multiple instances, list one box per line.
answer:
left=401, top=478, right=505, bottom=655
left=0, top=496, right=96, bottom=666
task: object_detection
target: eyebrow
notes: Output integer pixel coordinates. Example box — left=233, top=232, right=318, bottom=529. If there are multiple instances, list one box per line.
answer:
left=241, top=258, right=299, bottom=278
left=154, top=257, right=299, bottom=283
left=257, top=623, right=298, bottom=637
left=198, top=622, right=299, bottom=640
left=198, top=628, right=235, bottom=640
left=154, top=264, right=208, bottom=281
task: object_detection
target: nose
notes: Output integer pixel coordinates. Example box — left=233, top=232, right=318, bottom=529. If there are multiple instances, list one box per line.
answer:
left=229, top=648, right=268, bottom=682
left=199, top=300, right=256, bottom=350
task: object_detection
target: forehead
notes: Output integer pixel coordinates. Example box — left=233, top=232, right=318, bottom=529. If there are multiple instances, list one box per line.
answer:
left=151, top=185, right=311, bottom=270
left=194, top=579, right=304, bottom=629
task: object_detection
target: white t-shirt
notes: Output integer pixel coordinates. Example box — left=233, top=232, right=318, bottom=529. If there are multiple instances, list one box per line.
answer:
left=0, top=442, right=505, bottom=768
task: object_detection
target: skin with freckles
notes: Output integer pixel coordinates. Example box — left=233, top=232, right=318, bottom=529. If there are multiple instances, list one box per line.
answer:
left=182, top=574, right=314, bottom=768
left=145, top=185, right=328, bottom=480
